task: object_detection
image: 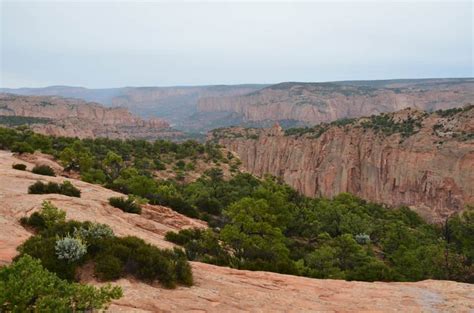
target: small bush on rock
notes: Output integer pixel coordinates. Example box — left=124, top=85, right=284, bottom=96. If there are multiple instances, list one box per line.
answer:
left=20, top=201, right=66, bottom=230
left=74, top=223, right=114, bottom=241
left=12, top=163, right=27, bottom=170
left=59, top=181, right=81, bottom=197
left=28, top=181, right=81, bottom=197
left=108, top=196, right=141, bottom=214
left=55, top=236, right=87, bottom=263
left=32, top=164, right=56, bottom=176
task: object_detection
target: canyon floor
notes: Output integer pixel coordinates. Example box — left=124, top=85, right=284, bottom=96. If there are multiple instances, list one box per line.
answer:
left=0, top=150, right=473, bottom=312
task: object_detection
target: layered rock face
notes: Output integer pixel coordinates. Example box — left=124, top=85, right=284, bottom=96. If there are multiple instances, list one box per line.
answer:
left=111, top=85, right=266, bottom=127
left=0, top=85, right=267, bottom=130
left=214, top=107, right=474, bottom=222
left=0, top=94, right=178, bottom=139
left=0, top=150, right=472, bottom=312
left=198, top=79, right=474, bottom=124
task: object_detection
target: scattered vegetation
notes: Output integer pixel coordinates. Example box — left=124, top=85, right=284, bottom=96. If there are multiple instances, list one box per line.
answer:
left=432, top=105, right=473, bottom=141
left=165, top=178, right=474, bottom=283
left=0, top=115, right=51, bottom=126
left=266, top=82, right=378, bottom=97
left=17, top=201, right=193, bottom=288
left=284, top=118, right=356, bottom=137
left=32, top=164, right=56, bottom=176
left=1, top=127, right=239, bottom=186
left=284, top=124, right=328, bottom=138
left=210, top=127, right=261, bottom=141
left=435, top=104, right=472, bottom=117
left=360, top=113, right=424, bottom=138
left=28, top=180, right=81, bottom=197
left=12, top=163, right=27, bottom=170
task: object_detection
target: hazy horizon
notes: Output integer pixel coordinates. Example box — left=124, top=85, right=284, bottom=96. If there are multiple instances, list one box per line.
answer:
left=1, top=0, right=472, bottom=88
left=1, top=77, right=474, bottom=91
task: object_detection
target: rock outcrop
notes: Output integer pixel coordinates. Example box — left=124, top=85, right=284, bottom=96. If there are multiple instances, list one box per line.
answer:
left=0, top=150, right=473, bottom=312
left=0, top=94, right=179, bottom=139
left=198, top=78, right=474, bottom=124
left=213, top=107, right=474, bottom=222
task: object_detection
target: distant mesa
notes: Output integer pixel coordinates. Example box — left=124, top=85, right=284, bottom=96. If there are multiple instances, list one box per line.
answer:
left=2, top=78, right=472, bottom=132
left=197, top=78, right=474, bottom=126
left=0, top=93, right=178, bottom=140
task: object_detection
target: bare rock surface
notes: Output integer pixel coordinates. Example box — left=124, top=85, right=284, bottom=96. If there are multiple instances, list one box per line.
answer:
left=0, top=150, right=472, bottom=312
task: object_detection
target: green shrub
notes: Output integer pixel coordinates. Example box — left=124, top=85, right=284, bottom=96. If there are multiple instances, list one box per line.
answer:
left=20, top=212, right=45, bottom=229
left=20, top=201, right=66, bottom=231
left=11, top=142, right=34, bottom=154
left=27, top=181, right=81, bottom=197
left=32, top=164, right=56, bottom=176
left=74, top=223, right=114, bottom=241
left=94, top=236, right=193, bottom=288
left=59, top=181, right=81, bottom=197
left=40, top=201, right=66, bottom=228
left=81, top=168, right=107, bottom=184
left=55, top=236, right=87, bottom=262
left=94, top=254, right=123, bottom=280
left=108, top=196, right=141, bottom=214
left=28, top=181, right=59, bottom=194
left=165, top=228, right=204, bottom=246
left=174, top=257, right=193, bottom=286
left=12, top=163, right=27, bottom=170
left=17, top=235, right=78, bottom=280
left=175, top=160, right=186, bottom=169
left=18, top=208, right=194, bottom=287
left=0, top=255, right=122, bottom=312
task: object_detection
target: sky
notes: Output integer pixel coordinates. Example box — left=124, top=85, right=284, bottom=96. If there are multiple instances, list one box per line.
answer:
left=0, top=0, right=472, bottom=88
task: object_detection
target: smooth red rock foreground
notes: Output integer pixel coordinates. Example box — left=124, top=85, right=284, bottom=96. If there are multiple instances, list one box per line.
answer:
left=0, top=151, right=472, bottom=312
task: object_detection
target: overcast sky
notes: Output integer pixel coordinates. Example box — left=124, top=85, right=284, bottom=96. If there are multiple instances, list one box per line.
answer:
left=1, top=0, right=472, bottom=88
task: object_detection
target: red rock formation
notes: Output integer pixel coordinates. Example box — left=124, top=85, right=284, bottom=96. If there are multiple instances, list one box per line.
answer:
left=198, top=79, right=474, bottom=124
left=214, top=107, right=474, bottom=222
left=0, top=93, right=174, bottom=139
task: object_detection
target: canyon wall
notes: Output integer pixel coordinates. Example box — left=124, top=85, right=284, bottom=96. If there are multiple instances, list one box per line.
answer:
left=199, top=79, right=474, bottom=124
left=0, top=84, right=266, bottom=129
left=0, top=94, right=178, bottom=140
left=214, top=107, right=474, bottom=222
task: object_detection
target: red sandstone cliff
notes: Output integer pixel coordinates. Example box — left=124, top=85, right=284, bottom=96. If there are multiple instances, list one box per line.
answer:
left=198, top=79, right=474, bottom=124
left=0, top=93, right=177, bottom=139
left=213, top=107, right=474, bottom=222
